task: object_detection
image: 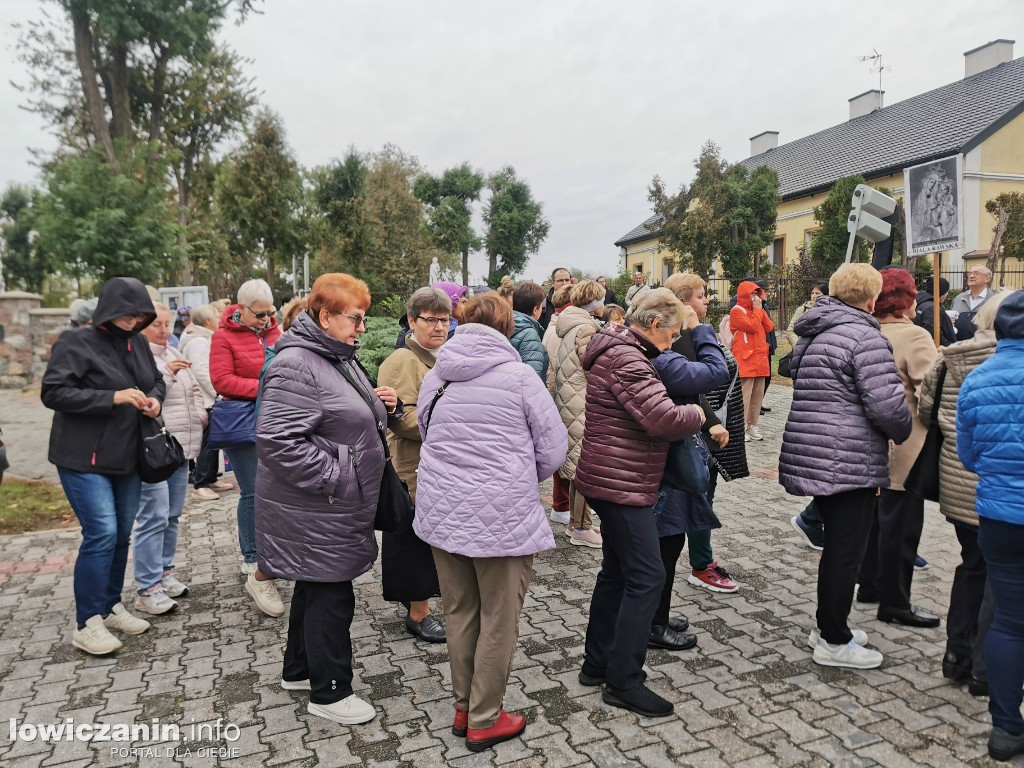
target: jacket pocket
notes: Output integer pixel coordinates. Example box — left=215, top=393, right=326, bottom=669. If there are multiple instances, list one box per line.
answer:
left=332, top=444, right=363, bottom=502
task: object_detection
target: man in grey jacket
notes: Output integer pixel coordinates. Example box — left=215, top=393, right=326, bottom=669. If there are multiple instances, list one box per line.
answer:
left=951, top=265, right=994, bottom=340
left=625, top=272, right=650, bottom=306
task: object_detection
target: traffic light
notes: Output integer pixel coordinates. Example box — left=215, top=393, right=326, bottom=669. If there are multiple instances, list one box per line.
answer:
left=845, top=184, right=897, bottom=263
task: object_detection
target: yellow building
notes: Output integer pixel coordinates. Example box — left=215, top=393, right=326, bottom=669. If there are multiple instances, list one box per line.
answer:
left=616, top=40, right=1024, bottom=278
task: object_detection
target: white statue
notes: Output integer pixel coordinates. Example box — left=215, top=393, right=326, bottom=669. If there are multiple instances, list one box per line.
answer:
left=429, top=256, right=440, bottom=285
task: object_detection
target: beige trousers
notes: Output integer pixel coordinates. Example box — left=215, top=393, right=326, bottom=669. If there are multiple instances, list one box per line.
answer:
left=432, top=549, right=533, bottom=730
left=568, top=479, right=593, bottom=531
left=741, top=376, right=766, bottom=427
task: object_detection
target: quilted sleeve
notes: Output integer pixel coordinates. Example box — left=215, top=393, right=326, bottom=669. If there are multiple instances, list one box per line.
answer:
left=609, top=354, right=703, bottom=441
left=955, top=380, right=979, bottom=473
left=652, top=326, right=729, bottom=396
left=917, top=357, right=944, bottom=424
left=851, top=333, right=912, bottom=444
left=256, top=357, right=344, bottom=496
left=521, top=368, right=568, bottom=480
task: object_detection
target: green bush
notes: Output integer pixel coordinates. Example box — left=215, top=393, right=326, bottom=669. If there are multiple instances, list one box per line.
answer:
left=356, top=317, right=401, bottom=380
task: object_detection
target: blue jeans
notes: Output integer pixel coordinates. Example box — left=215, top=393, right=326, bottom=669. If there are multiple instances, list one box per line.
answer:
left=224, top=444, right=258, bottom=564
left=978, top=517, right=1024, bottom=735
left=58, top=468, right=142, bottom=627
left=134, top=463, right=189, bottom=592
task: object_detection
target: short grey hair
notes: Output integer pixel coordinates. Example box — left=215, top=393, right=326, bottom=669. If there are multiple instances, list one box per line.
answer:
left=189, top=303, right=219, bottom=328
left=407, top=287, right=452, bottom=318
left=237, top=278, right=273, bottom=307
left=973, top=289, right=1012, bottom=332
left=626, top=288, right=685, bottom=330
left=69, top=298, right=98, bottom=325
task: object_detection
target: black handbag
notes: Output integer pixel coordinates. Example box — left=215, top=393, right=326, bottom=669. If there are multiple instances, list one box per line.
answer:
left=138, top=415, right=187, bottom=484
left=332, top=361, right=415, bottom=534
left=777, top=351, right=793, bottom=378
left=903, top=363, right=946, bottom=502
left=662, top=432, right=711, bottom=495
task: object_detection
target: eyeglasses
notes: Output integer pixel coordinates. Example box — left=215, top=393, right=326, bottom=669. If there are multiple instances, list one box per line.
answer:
left=670, top=332, right=682, bottom=344
left=415, top=315, right=451, bottom=328
left=340, top=313, right=368, bottom=329
left=244, top=306, right=275, bottom=320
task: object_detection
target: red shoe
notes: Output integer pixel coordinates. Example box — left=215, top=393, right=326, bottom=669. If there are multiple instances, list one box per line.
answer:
left=452, top=706, right=468, bottom=737
left=465, top=710, right=526, bottom=752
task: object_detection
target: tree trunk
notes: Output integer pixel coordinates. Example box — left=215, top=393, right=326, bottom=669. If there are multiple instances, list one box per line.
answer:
left=266, top=253, right=275, bottom=292
left=109, top=43, right=131, bottom=146
left=147, top=46, right=170, bottom=160
left=176, top=176, right=193, bottom=286
left=71, top=9, right=117, bottom=170
left=987, top=208, right=1008, bottom=279
left=461, top=245, right=469, bottom=287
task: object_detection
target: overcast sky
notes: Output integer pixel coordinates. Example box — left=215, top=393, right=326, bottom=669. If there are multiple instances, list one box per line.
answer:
left=1, top=1, right=1021, bottom=284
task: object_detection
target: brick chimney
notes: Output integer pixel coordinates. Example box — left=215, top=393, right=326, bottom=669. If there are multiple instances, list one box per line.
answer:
left=964, top=39, right=1015, bottom=78
left=849, top=89, right=884, bottom=120
left=749, top=131, right=779, bottom=157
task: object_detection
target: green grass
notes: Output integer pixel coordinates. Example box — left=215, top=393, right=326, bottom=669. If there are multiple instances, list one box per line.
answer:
left=0, top=478, right=76, bottom=535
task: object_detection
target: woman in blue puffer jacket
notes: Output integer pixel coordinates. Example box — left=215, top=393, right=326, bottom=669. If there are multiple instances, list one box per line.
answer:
left=510, top=282, right=550, bottom=381
left=956, top=289, right=1024, bottom=762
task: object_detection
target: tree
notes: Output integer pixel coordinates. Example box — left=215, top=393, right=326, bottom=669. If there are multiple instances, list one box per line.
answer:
left=482, top=167, right=549, bottom=284
left=307, top=150, right=372, bottom=279
left=414, top=163, right=485, bottom=286
left=215, top=111, right=305, bottom=293
left=0, top=185, right=52, bottom=293
left=809, top=175, right=870, bottom=273
left=33, top=149, right=181, bottom=283
left=984, top=192, right=1024, bottom=286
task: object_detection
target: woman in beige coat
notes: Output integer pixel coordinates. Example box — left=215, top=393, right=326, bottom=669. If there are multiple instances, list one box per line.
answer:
left=553, top=280, right=605, bottom=548
left=857, top=269, right=939, bottom=627
left=919, top=289, right=1010, bottom=694
left=377, top=287, right=454, bottom=643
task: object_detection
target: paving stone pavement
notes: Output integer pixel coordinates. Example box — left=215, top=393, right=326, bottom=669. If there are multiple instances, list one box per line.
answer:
left=0, top=385, right=1020, bottom=767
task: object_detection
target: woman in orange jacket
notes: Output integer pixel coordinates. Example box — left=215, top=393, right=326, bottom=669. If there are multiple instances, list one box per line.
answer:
left=729, top=281, right=774, bottom=441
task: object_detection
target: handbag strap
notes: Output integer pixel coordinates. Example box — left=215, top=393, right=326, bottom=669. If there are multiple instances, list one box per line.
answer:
left=422, top=383, right=450, bottom=438
left=331, top=359, right=392, bottom=461
left=928, top=362, right=947, bottom=427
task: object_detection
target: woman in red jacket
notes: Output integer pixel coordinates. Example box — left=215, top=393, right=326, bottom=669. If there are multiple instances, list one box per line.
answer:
left=209, top=279, right=282, bottom=616
left=729, top=281, right=773, bottom=442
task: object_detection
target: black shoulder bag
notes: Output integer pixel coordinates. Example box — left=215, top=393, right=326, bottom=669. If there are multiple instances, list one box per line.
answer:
left=903, top=363, right=947, bottom=502
left=332, top=360, right=414, bottom=534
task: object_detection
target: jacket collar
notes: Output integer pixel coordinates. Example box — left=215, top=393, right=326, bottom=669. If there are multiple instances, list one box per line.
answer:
left=405, top=335, right=438, bottom=368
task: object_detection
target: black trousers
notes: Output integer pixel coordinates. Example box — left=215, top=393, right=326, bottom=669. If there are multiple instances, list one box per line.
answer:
left=190, top=414, right=220, bottom=489
left=283, top=580, right=355, bottom=704
left=584, top=497, right=665, bottom=691
left=857, top=489, right=924, bottom=609
left=816, top=488, right=876, bottom=645
left=947, top=522, right=995, bottom=680
left=654, top=533, right=687, bottom=627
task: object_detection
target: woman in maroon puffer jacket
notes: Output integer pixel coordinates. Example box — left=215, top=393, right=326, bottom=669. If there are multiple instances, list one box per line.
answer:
left=575, top=288, right=705, bottom=720
left=209, top=279, right=282, bottom=617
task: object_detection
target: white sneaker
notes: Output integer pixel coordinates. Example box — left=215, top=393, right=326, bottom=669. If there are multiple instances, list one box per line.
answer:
left=73, top=615, right=122, bottom=655
left=211, top=480, right=235, bottom=492
left=134, top=588, right=178, bottom=616
left=549, top=509, right=570, bottom=525
left=567, top=527, right=603, bottom=549
left=746, top=426, right=764, bottom=441
left=162, top=573, right=190, bottom=598
left=308, top=695, right=375, bottom=725
left=103, top=602, right=151, bottom=634
left=744, top=431, right=751, bottom=442
left=193, top=486, right=219, bottom=501
left=246, top=573, right=284, bottom=617
left=281, top=678, right=311, bottom=691
left=807, top=627, right=868, bottom=650
left=240, top=561, right=258, bottom=576
left=812, top=638, right=883, bottom=669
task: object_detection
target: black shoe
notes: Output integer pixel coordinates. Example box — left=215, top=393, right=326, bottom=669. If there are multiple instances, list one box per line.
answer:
left=989, top=726, right=1024, bottom=761
left=578, top=663, right=606, bottom=687
left=941, top=651, right=971, bottom=682
left=760, top=406, right=771, bottom=414
left=405, top=613, right=446, bottom=643
left=602, top=683, right=674, bottom=718
left=855, top=589, right=879, bottom=604
left=648, top=625, right=698, bottom=651
left=668, top=615, right=689, bottom=632
left=968, top=676, right=989, bottom=697
left=877, top=604, right=940, bottom=628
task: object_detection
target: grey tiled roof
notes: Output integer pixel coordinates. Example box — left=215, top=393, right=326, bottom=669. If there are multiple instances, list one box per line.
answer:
left=739, top=56, right=1024, bottom=199
left=614, top=213, right=665, bottom=247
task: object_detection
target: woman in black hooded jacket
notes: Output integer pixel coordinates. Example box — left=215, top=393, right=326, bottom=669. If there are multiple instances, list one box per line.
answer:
left=42, top=277, right=165, bottom=656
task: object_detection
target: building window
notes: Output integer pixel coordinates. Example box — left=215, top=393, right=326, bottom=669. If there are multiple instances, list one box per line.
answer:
left=771, top=237, right=785, bottom=266
left=662, top=259, right=674, bottom=283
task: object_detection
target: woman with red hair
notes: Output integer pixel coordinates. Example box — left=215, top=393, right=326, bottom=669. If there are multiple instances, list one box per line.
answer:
left=255, top=273, right=399, bottom=727
left=857, top=268, right=940, bottom=628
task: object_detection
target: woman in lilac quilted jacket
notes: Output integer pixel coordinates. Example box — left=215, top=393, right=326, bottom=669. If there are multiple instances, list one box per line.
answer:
left=415, top=294, right=568, bottom=753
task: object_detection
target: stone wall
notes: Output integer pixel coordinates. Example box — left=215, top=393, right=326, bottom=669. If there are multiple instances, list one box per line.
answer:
left=0, top=292, right=69, bottom=389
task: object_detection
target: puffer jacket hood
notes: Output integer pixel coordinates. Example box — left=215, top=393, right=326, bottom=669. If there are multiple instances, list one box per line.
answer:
left=511, top=310, right=549, bottom=380
left=553, top=307, right=600, bottom=479
left=92, top=277, right=156, bottom=334
left=433, top=323, right=518, bottom=382
left=780, top=296, right=912, bottom=497
left=414, top=322, right=568, bottom=558
left=255, top=309, right=385, bottom=582
left=994, top=289, right=1024, bottom=339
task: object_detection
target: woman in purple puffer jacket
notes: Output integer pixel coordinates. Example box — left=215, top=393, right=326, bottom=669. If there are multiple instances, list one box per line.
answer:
left=415, top=294, right=568, bottom=754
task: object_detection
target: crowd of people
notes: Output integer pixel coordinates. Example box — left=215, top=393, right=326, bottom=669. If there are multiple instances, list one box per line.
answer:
left=38, top=262, right=1024, bottom=760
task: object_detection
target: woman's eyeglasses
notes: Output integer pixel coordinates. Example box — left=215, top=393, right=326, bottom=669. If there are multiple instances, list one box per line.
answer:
left=244, top=306, right=275, bottom=320
left=415, top=316, right=451, bottom=328
left=341, top=313, right=368, bottom=329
